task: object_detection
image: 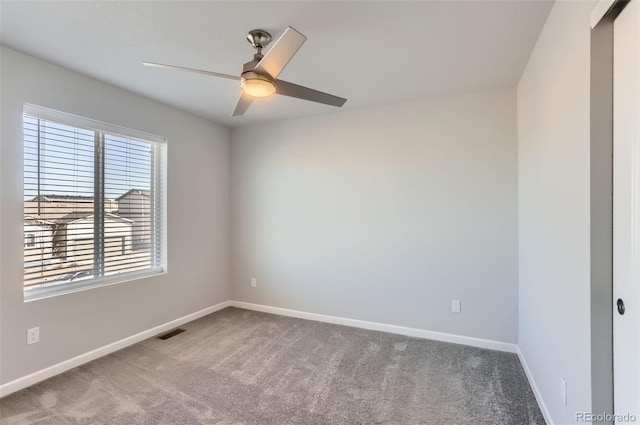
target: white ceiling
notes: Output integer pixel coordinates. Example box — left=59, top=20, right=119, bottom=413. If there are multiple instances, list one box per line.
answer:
left=0, top=1, right=553, bottom=128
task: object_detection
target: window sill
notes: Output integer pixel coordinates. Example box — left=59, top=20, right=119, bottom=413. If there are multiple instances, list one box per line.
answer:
left=24, top=268, right=166, bottom=303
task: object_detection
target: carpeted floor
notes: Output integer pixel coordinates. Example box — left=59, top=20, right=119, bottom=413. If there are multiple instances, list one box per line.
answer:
left=0, top=307, right=545, bottom=424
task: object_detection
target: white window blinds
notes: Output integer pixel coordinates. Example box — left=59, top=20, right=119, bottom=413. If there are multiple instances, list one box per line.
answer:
left=23, top=106, right=166, bottom=300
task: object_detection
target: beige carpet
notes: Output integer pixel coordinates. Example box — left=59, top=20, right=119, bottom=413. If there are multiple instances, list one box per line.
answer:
left=0, top=307, right=545, bottom=424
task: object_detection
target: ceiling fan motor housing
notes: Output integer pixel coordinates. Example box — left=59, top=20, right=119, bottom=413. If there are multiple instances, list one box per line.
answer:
left=242, top=57, right=263, bottom=74
left=241, top=52, right=273, bottom=86
left=241, top=71, right=273, bottom=83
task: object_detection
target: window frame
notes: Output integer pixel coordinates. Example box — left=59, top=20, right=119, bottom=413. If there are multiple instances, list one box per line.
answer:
left=23, top=104, right=168, bottom=302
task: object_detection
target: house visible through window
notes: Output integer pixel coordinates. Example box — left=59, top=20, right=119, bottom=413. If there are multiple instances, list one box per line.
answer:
left=24, top=233, right=36, bottom=248
left=23, top=105, right=167, bottom=300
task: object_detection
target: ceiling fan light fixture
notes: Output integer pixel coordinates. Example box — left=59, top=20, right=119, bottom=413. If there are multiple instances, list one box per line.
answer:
left=241, top=78, right=276, bottom=98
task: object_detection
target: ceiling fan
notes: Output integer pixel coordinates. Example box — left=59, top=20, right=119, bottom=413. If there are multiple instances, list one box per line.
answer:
left=143, top=27, right=347, bottom=117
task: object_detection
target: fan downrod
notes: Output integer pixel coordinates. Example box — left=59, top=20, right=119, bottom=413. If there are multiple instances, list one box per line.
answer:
left=247, top=30, right=272, bottom=53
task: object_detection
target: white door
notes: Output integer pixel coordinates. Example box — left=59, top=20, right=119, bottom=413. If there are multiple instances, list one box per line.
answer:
left=614, top=0, right=640, bottom=421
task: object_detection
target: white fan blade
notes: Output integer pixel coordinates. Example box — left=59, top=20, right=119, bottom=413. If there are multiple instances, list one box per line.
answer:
left=143, top=61, right=240, bottom=81
left=254, top=27, right=306, bottom=79
left=275, top=79, right=346, bottom=107
left=232, top=93, right=254, bottom=116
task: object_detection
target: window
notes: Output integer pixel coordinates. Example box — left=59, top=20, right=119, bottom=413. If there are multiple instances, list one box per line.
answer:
left=23, top=105, right=166, bottom=300
left=24, top=233, right=36, bottom=248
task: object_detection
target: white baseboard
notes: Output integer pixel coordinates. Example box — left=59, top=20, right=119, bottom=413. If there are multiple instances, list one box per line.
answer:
left=0, top=300, right=231, bottom=398
left=517, top=347, right=554, bottom=425
left=0, top=299, right=526, bottom=403
left=229, top=300, right=519, bottom=354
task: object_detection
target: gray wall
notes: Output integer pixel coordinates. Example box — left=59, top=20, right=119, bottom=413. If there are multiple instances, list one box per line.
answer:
left=517, top=1, right=595, bottom=423
left=230, top=88, right=519, bottom=343
left=0, top=47, right=231, bottom=384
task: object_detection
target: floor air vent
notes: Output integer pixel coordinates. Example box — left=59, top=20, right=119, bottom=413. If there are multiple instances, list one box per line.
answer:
left=157, top=328, right=186, bottom=340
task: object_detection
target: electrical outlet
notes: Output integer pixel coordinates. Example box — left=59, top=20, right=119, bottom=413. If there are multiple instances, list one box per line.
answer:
left=560, top=377, right=567, bottom=406
left=451, top=300, right=461, bottom=313
left=27, top=327, right=40, bottom=345
left=251, top=278, right=257, bottom=288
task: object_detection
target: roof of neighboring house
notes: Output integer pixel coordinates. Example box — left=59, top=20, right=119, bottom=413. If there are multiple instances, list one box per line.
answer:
left=66, top=212, right=133, bottom=225
left=28, top=194, right=118, bottom=204
left=115, top=189, right=150, bottom=201
left=50, top=212, right=134, bottom=225
left=55, top=211, right=93, bottom=224
left=30, top=194, right=95, bottom=202
left=24, top=216, right=56, bottom=227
